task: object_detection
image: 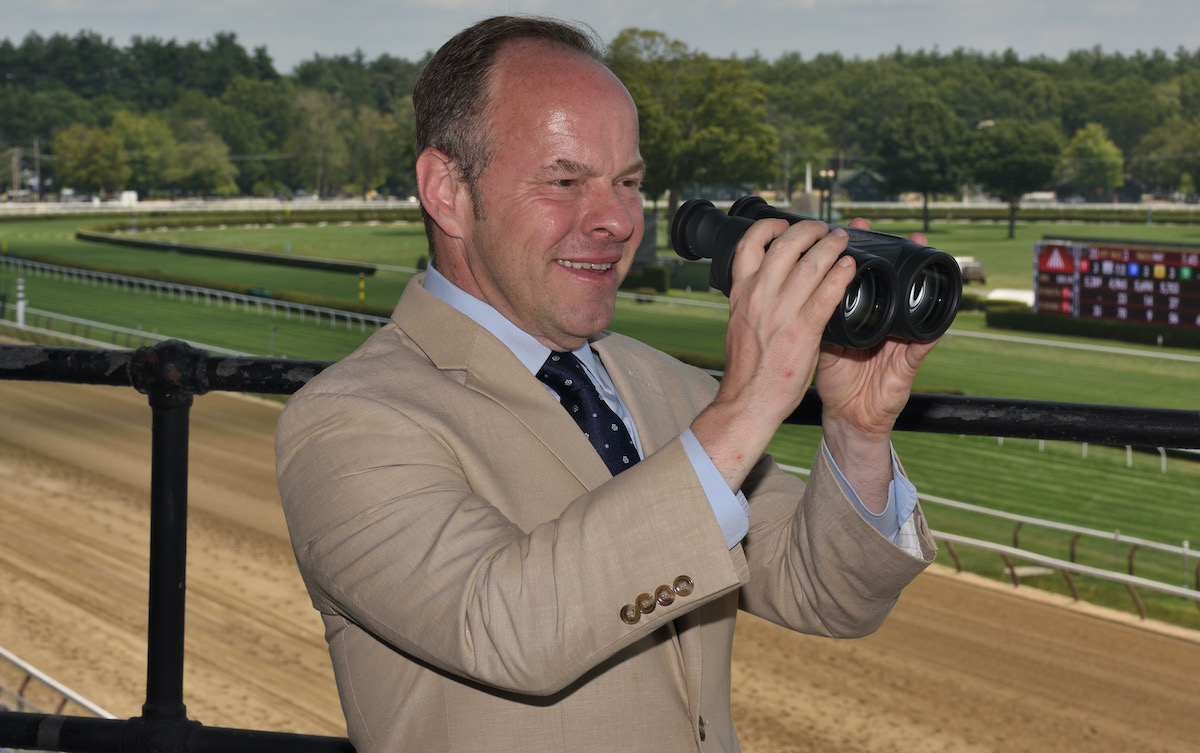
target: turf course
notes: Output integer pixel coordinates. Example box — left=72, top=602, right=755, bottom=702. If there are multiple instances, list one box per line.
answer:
left=3, top=213, right=1199, bottom=628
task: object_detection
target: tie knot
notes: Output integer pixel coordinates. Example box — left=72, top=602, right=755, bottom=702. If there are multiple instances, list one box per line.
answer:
left=538, top=351, right=588, bottom=393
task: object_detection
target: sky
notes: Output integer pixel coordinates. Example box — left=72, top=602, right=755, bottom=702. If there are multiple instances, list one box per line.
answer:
left=7, top=0, right=1200, bottom=73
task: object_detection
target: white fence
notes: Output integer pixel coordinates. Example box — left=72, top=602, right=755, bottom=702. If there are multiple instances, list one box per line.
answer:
left=933, top=532, right=1200, bottom=619
left=778, top=462, right=1200, bottom=619
left=0, top=644, right=113, bottom=718
left=0, top=256, right=390, bottom=333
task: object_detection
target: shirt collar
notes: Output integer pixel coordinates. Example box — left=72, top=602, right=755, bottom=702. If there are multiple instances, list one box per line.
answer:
left=422, top=265, right=601, bottom=378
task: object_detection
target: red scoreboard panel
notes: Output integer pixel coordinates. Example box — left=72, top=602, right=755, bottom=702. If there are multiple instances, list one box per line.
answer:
left=1034, top=240, right=1200, bottom=328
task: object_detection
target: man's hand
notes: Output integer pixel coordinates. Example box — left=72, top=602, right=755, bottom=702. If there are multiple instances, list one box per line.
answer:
left=691, top=217, right=859, bottom=491
left=690, top=214, right=940, bottom=508
left=815, top=219, right=939, bottom=511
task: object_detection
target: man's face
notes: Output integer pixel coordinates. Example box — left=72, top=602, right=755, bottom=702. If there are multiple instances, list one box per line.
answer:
left=446, top=42, right=645, bottom=351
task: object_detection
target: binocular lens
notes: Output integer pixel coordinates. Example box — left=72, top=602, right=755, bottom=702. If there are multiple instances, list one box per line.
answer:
left=843, top=272, right=888, bottom=337
left=901, top=260, right=959, bottom=340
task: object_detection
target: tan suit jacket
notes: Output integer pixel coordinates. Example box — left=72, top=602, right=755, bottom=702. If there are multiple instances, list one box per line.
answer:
left=276, top=275, right=935, bottom=753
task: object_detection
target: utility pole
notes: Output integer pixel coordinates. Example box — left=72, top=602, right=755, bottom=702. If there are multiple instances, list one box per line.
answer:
left=33, top=137, right=40, bottom=200
left=9, top=146, right=18, bottom=200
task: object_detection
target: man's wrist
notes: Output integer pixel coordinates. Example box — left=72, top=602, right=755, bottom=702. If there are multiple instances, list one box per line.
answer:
left=820, top=418, right=894, bottom=514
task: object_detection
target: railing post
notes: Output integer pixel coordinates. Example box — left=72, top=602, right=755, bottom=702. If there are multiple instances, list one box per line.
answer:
left=1000, top=553, right=1020, bottom=586
left=129, top=340, right=209, bottom=725
left=1059, top=569, right=1080, bottom=601
left=1184, top=540, right=1190, bottom=589
left=943, top=540, right=962, bottom=572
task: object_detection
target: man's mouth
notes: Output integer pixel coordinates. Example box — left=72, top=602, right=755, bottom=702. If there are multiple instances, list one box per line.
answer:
left=555, top=260, right=614, bottom=272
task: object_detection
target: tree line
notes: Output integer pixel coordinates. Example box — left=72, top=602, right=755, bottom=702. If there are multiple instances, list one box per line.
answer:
left=4, top=28, right=1200, bottom=226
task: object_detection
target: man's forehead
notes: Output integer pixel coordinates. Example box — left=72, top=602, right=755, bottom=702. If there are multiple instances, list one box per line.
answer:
left=486, top=45, right=635, bottom=129
left=490, top=39, right=619, bottom=97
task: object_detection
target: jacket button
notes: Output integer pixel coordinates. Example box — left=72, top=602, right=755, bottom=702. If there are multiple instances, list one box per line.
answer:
left=620, top=604, right=640, bottom=624
left=636, top=592, right=656, bottom=614
left=673, top=575, right=694, bottom=596
left=655, top=585, right=675, bottom=607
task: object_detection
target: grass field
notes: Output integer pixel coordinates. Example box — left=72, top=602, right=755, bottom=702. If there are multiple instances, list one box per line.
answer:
left=3, top=213, right=1200, bottom=628
left=9, top=212, right=1200, bottom=295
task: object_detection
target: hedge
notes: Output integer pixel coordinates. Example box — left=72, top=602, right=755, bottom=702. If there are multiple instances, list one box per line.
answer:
left=855, top=204, right=1200, bottom=225
left=620, top=264, right=670, bottom=293
left=985, top=305, right=1200, bottom=348
left=75, top=229, right=378, bottom=275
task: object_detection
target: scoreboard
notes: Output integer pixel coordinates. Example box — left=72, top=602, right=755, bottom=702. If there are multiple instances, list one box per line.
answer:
left=1034, top=239, right=1200, bottom=328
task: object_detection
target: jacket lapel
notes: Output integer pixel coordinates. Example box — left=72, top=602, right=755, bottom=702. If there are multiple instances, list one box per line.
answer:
left=395, top=277, right=613, bottom=490
left=590, top=333, right=680, bottom=455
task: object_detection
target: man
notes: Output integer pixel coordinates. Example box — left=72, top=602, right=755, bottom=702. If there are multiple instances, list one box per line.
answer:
left=276, top=15, right=937, bottom=753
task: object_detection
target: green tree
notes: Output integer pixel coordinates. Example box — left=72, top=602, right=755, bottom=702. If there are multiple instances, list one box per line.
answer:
left=286, top=90, right=350, bottom=196
left=818, top=58, right=938, bottom=159
left=216, top=76, right=299, bottom=194
left=162, top=119, right=239, bottom=195
left=346, top=104, right=397, bottom=196
left=383, top=94, right=417, bottom=196
left=970, top=119, right=1062, bottom=238
left=181, top=32, right=268, bottom=98
left=126, top=35, right=189, bottom=110
left=607, top=29, right=777, bottom=216
left=0, top=85, right=38, bottom=144
left=876, top=100, right=969, bottom=232
left=108, top=110, right=177, bottom=196
left=41, top=31, right=128, bottom=101
left=51, top=122, right=130, bottom=195
left=1178, top=70, right=1200, bottom=121
left=292, top=51, right=376, bottom=108
left=369, top=53, right=426, bottom=114
left=1059, top=123, right=1124, bottom=199
left=1129, top=117, right=1200, bottom=195
left=1063, top=75, right=1174, bottom=154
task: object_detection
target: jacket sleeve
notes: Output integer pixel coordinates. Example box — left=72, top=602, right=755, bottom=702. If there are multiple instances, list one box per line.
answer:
left=735, top=446, right=937, bottom=638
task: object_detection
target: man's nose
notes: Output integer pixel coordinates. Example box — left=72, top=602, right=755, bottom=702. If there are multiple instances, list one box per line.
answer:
left=584, top=187, right=638, bottom=241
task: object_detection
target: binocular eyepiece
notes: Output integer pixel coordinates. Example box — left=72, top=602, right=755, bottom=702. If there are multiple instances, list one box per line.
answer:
left=670, top=196, right=962, bottom=349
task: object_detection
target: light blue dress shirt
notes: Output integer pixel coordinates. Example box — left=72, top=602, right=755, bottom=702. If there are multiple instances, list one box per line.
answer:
left=422, top=266, right=917, bottom=550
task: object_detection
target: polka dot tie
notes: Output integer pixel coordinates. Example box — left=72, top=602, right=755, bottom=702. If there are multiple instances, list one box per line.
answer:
left=537, top=351, right=641, bottom=476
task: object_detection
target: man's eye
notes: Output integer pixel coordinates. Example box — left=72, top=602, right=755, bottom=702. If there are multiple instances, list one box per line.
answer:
left=553, top=179, right=577, bottom=187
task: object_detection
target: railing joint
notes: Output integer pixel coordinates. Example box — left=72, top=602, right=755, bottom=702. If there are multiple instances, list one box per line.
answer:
left=129, top=340, right=210, bottom=408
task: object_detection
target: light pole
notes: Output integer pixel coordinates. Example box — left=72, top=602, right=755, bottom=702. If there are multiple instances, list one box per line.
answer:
left=818, top=168, right=836, bottom=223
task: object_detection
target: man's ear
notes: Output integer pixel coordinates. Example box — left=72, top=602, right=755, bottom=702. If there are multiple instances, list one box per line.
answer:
left=416, top=147, right=470, bottom=240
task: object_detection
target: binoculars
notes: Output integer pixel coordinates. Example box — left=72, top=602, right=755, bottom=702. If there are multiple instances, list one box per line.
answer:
left=670, top=196, right=962, bottom=349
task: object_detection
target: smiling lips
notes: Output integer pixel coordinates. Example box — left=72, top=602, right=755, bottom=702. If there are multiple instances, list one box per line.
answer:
left=555, top=259, right=614, bottom=272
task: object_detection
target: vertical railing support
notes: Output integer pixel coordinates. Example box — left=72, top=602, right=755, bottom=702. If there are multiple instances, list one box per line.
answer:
left=129, top=341, right=209, bottom=728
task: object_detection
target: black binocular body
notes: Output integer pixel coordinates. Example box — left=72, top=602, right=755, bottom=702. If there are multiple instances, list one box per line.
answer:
left=670, top=196, right=962, bottom=349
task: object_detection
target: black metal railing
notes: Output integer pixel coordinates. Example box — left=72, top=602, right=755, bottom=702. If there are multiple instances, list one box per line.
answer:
left=1, top=339, right=1198, bottom=753
left=0, top=341, right=347, bottom=753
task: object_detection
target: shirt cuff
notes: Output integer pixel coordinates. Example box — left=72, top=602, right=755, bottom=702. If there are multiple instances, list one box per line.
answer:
left=680, top=428, right=750, bottom=549
left=820, top=438, right=918, bottom=547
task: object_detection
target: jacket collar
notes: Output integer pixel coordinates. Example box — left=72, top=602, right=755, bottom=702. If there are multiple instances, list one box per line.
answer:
left=394, top=277, right=609, bottom=489
left=392, top=275, right=679, bottom=489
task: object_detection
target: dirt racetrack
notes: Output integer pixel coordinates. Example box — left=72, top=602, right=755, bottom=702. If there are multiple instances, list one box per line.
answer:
left=2, top=377, right=1198, bottom=752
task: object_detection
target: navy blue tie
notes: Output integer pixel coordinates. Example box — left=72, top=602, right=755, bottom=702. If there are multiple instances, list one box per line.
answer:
left=537, top=351, right=641, bottom=475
